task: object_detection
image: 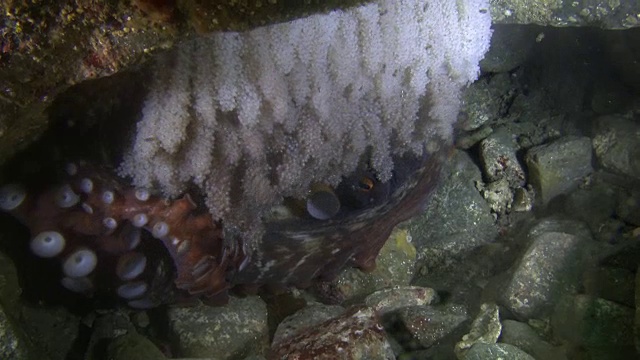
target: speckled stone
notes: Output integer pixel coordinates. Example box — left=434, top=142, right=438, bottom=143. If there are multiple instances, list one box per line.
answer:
left=525, top=136, right=593, bottom=204
left=501, top=320, right=567, bottom=360
left=592, top=115, right=640, bottom=180
left=167, top=296, right=268, bottom=359
left=500, top=218, right=593, bottom=319
left=455, top=303, right=502, bottom=359
left=464, top=342, right=535, bottom=360
left=552, top=294, right=636, bottom=359
left=397, top=303, right=469, bottom=348
left=106, top=332, right=167, bottom=360
left=270, top=306, right=394, bottom=360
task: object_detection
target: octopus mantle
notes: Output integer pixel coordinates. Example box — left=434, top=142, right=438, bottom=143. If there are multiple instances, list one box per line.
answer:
left=0, top=150, right=445, bottom=308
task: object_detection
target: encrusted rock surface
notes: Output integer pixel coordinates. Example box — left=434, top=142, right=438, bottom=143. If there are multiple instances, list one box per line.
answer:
left=525, top=136, right=593, bottom=204
left=167, top=296, right=269, bottom=359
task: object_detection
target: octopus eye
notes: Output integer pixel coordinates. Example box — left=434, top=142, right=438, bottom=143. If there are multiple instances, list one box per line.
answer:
left=0, top=183, right=26, bottom=211
left=358, top=177, right=375, bottom=191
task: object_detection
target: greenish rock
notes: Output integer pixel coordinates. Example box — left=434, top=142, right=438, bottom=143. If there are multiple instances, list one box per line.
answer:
left=552, top=294, right=636, bottom=358
left=0, top=250, right=21, bottom=316
left=501, top=320, right=567, bottom=360
left=490, top=0, right=640, bottom=29
left=410, top=151, right=498, bottom=284
left=331, top=228, right=418, bottom=303
left=20, top=305, right=80, bottom=360
left=479, top=126, right=525, bottom=186
left=592, top=115, right=640, bottom=180
left=500, top=218, right=593, bottom=319
left=616, top=187, right=640, bottom=226
left=107, top=332, right=167, bottom=360
left=525, top=136, right=593, bottom=204
left=636, top=268, right=640, bottom=355
left=583, top=266, right=636, bottom=308
left=398, top=303, right=469, bottom=348
left=455, top=303, right=502, bottom=359
left=167, top=296, right=269, bottom=359
left=0, top=308, right=36, bottom=360
left=459, top=73, right=514, bottom=131
left=464, top=342, right=535, bottom=360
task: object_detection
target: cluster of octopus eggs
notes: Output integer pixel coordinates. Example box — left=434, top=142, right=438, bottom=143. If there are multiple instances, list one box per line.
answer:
left=0, top=162, right=176, bottom=309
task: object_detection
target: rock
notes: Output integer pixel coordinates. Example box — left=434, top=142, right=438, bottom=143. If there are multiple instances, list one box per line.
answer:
left=583, top=266, right=636, bottom=308
left=270, top=306, right=394, bottom=360
left=329, top=228, right=418, bottom=303
left=272, top=303, right=345, bottom=345
left=410, top=151, right=498, bottom=284
left=86, top=311, right=138, bottom=360
left=0, top=307, right=36, bottom=360
left=364, top=286, right=439, bottom=315
left=397, top=303, right=469, bottom=348
left=480, top=25, right=538, bottom=73
left=20, top=305, right=80, bottom=360
left=500, top=320, right=567, bottom=360
left=454, top=303, right=502, bottom=359
left=490, top=0, right=640, bottom=28
left=617, top=187, right=640, bottom=226
left=167, top=296, right=268, bottom=359
left=563, top=179, right=620, bottom=241
left=500, top=218, right=593, bottom=319
left=476, top=178, right=514, bottom=214
left=459, top=73, right=515, bottom=131
left=464, top=343, right=535, bottom=360
left=106, top=332, right=167, bottom=360
left=592, top=115, right=640, bottom=180
left=525, top=136, right=593, bottom=204
left=478, top=126, right=525, bottom=185
left=636, top=268, right=640, bottom=355
left=552, top=294, right=636, bottom=359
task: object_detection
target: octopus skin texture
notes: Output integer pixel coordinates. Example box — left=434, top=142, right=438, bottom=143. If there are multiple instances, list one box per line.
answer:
left=0, top=148, right=447, bottom=308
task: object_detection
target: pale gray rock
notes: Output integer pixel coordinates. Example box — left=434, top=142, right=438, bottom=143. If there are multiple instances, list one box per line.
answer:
left=479, top=127, right=526, bottom=186
left=398, top=303, right=469, bottom=348
left=525, top=136, right=593, bottom=204
left=464, top=342, right=535, bottom=360
left=459, top=73, right=515, bottom=131
left=592, top=115, right=640, bottom=180
left=500, top=218, right=594, bottom=319
left=501, top=320, right=567, bottom=360
left=455, top=303, right=502, bottom=359
left=167, top=296, right=268, bottom=359
left=410, top=151, right=498, bottom=273
left=364, top=286, right=439, bottom=315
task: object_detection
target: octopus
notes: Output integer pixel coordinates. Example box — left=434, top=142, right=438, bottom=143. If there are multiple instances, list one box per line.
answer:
left=0, top=143, right=446, bottom=308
